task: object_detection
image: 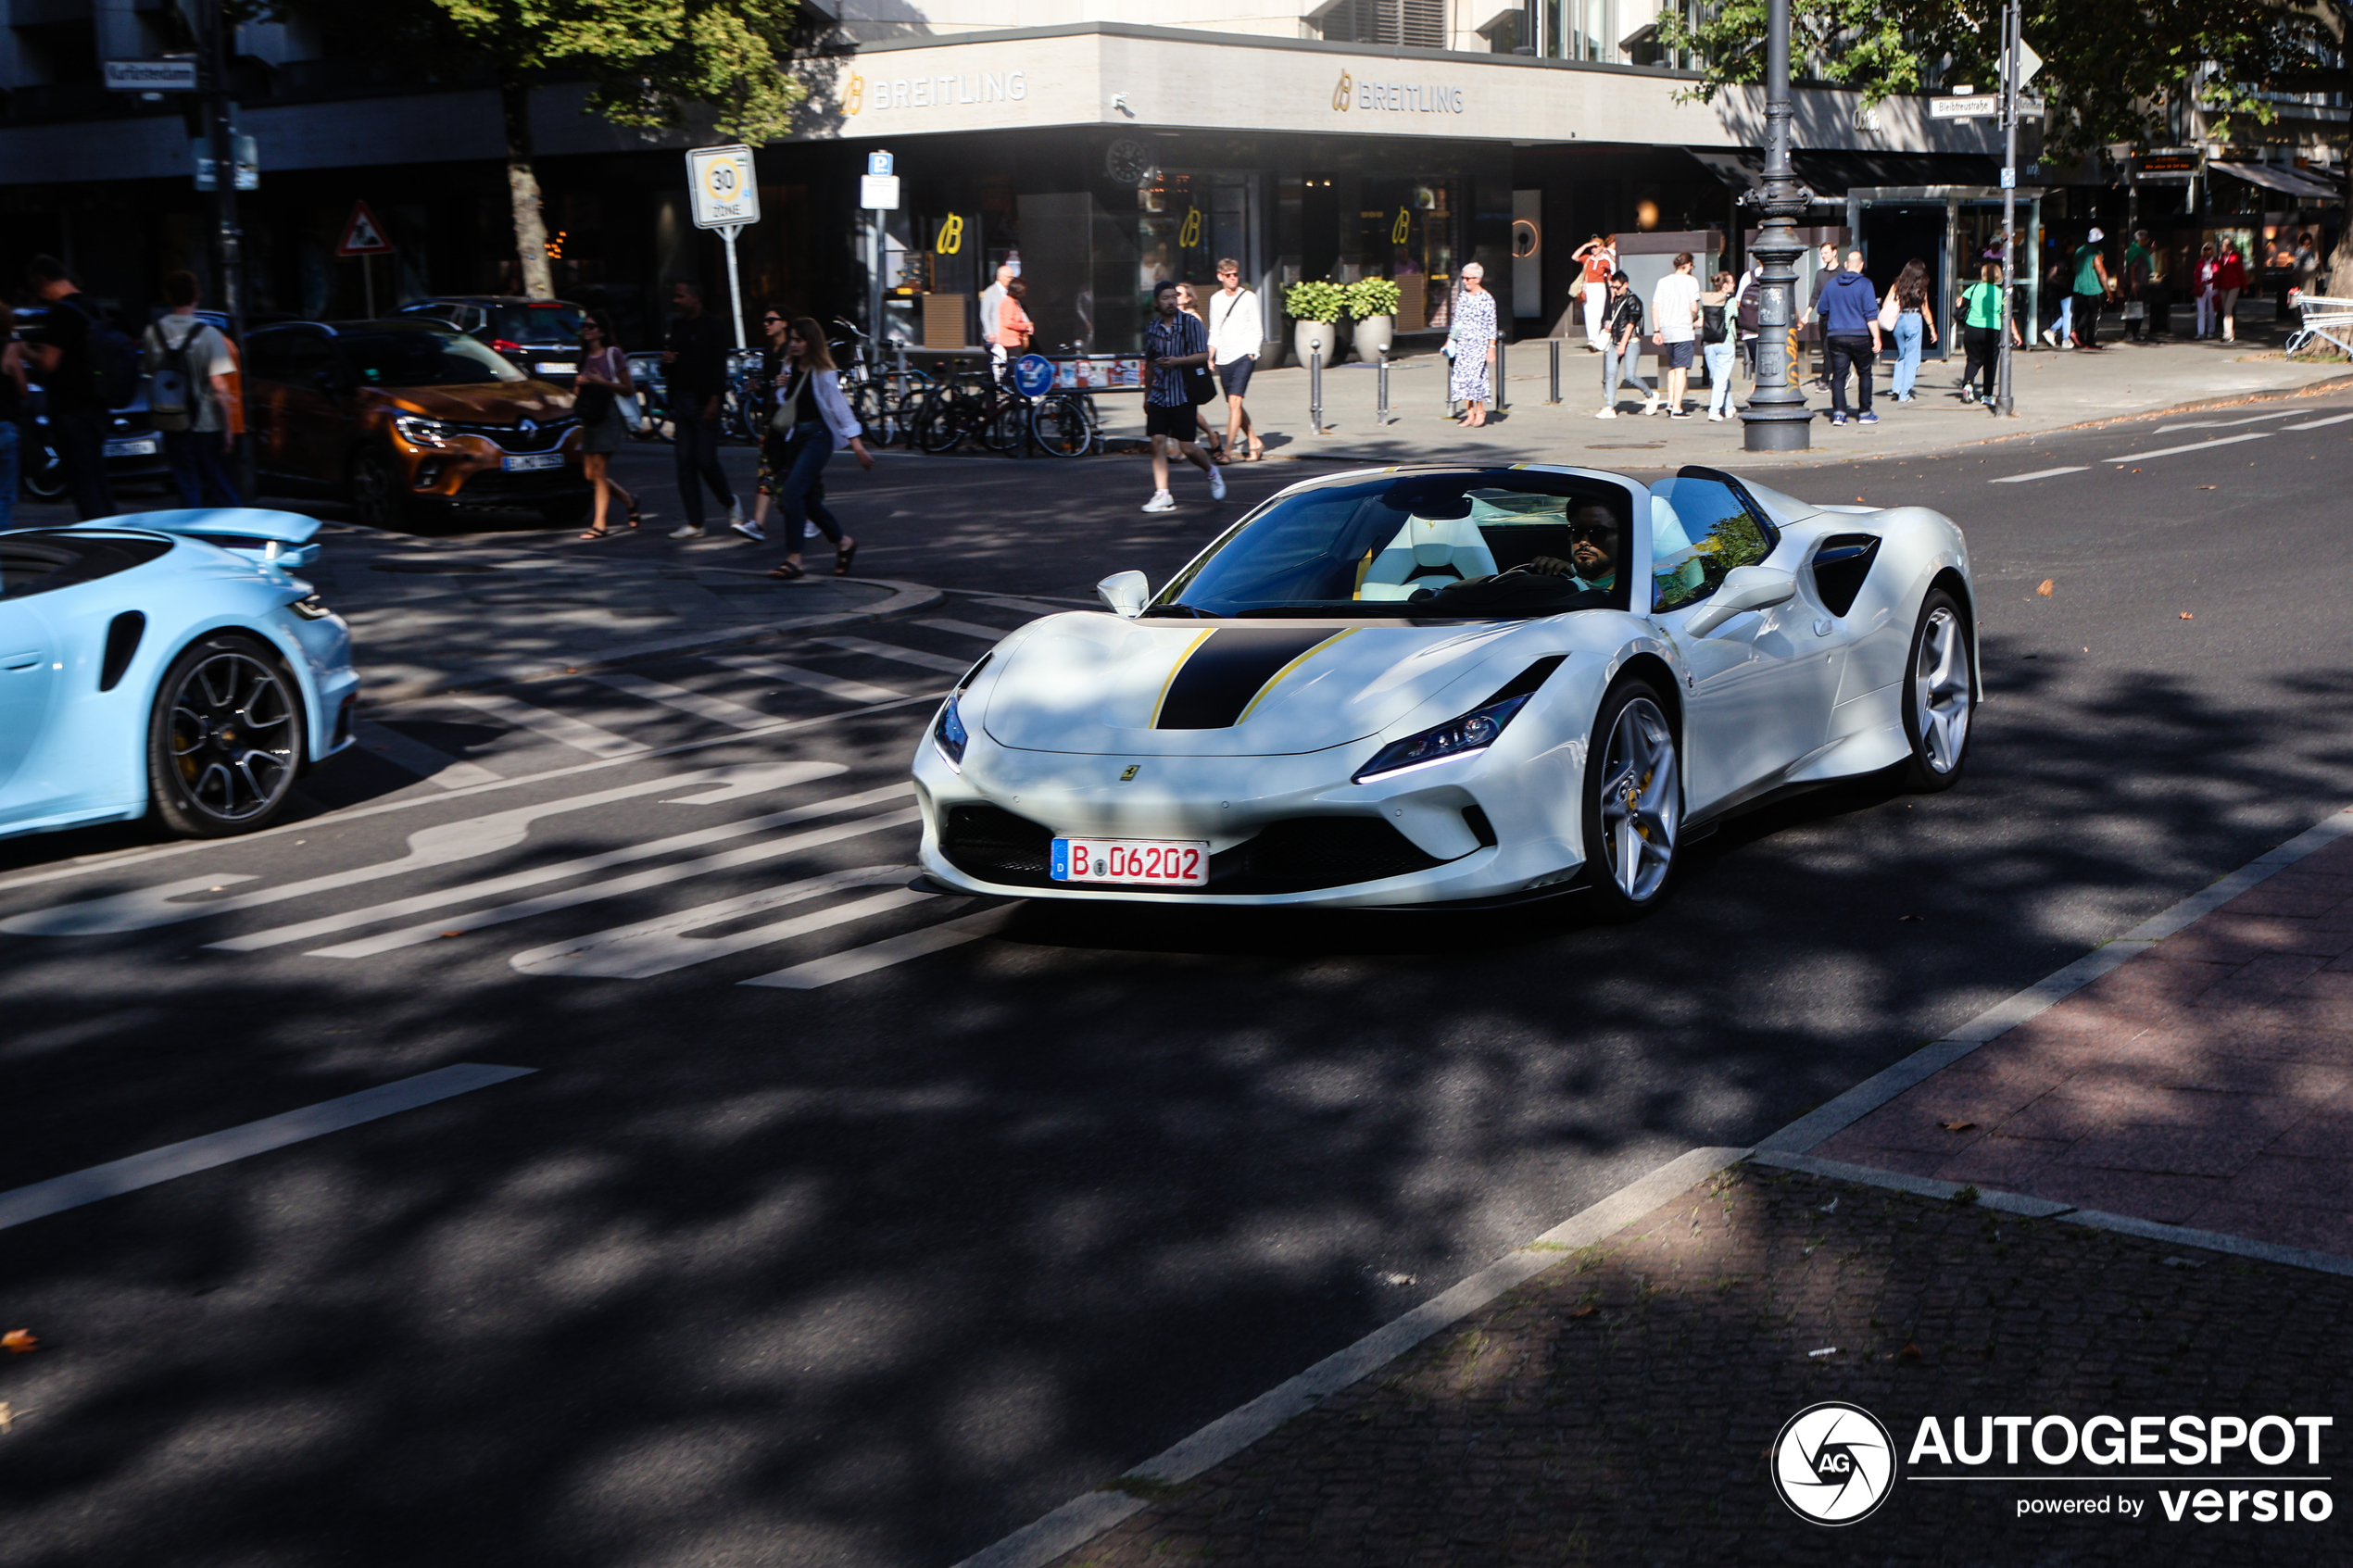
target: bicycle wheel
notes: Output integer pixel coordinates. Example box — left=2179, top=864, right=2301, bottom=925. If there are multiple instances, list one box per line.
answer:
left=1030, top=394, right=1097, bottom=458
left=980, top=396, right=1026, bottom=453
left=915, top=388, right=973, bottom=454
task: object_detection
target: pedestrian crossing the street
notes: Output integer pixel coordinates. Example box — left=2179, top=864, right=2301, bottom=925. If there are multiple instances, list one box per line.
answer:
left=0, top=601, right=1051, bottom=994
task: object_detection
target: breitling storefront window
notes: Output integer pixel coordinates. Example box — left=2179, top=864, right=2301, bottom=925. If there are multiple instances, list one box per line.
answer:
left=1136, top=170, right=1263, bottom=314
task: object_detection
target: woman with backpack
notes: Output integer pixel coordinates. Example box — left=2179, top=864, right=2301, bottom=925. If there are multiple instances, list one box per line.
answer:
left=1884, top=258, right=1938, bottom=404
left=572, top=309, right=644, bottom=539
left=1699, top=270, right=1738, bottom=421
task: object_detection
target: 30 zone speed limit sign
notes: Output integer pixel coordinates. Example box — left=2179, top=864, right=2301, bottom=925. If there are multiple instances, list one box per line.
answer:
left=686, top=144, right=760, bottom=229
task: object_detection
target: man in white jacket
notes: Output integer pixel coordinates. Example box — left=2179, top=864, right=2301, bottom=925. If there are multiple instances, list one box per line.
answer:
left=1206, top=258, right=1265, bottom=461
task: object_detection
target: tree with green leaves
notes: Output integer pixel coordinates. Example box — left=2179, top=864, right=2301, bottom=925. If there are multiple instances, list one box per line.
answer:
left=263, top=0, right=806, bottom=297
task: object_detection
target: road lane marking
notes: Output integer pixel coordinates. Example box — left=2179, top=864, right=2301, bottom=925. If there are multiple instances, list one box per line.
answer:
left=2155, top=410, right=2300, bottom=433
left=5, top=762, right=842, bottom=937
left=510, top=865, right=927, bottom=978
left=2284, top=411, right=2353, bottom=431
left=742, top=905, right=1016, bottom=990
left=1990, top=467, right=2089, bottom=483
left=0, top=693, right=945, bottom=897
left=307, top=807, right=923, bottom=959
left=916, top=618, right=1017, bottom=644
left=711, top=654, right=903, bottom=705
left=813, top=635, right=976, bottom=675
left=591, top=671, right=772, bottom=731
left=0, top=1064, right=534, bottom=1232
left=452, top=692, right=649, bottom=759
left=971, top=595, right=1088, bottom=618
left=209, top=782, right=911, bottom=953
left=352, top=719, right=503, bottom=790
left=2101, top=432, right=2273, bottom=463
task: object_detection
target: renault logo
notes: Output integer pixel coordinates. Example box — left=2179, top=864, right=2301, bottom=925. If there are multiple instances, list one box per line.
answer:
left=520, top=417, right=536, bottom=433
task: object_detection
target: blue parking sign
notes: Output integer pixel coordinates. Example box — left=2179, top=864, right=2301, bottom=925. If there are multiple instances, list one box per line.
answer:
left=1013, top=354, right=1054, bottom=397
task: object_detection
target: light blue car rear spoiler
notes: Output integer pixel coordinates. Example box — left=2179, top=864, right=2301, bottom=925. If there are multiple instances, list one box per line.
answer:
left=91, top=508, right=325, bottom=571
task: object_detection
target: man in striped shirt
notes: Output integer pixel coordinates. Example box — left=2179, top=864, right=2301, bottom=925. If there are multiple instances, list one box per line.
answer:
left=1140, top=279, right=1226, bottom=513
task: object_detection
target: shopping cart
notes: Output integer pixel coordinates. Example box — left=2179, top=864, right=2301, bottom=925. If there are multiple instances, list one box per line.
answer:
left=2284, top=294, right=2353, bottom=358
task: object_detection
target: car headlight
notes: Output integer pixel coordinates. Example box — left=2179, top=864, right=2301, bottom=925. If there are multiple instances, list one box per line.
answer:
left=932, top=690, right=970, bottom=771
left=287, top=593, right=334, bottom=621
left=392, top=413, right=452, bottom=448
left=1352, top=656, right=1565, bottom=784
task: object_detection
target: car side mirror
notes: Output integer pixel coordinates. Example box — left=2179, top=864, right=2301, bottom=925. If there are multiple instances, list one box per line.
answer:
left=1680, top=565, right=1797, bottom=638
left=1097, top=571, right=1150, bottom=618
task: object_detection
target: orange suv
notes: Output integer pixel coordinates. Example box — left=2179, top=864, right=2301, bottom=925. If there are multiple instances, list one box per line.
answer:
left=245, top=318, right=587, bottom=529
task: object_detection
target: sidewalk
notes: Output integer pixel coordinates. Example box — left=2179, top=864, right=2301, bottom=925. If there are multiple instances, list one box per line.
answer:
left=1094, top=332, right=2352, bottom=470
left=296, top=526, right=934, bottom=702
left=999, top=809, right=2353, bottom=1566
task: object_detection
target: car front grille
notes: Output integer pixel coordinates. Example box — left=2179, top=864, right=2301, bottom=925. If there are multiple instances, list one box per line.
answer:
left=938, top=807, right=1449, bottom=896
left=446, top=419, right=575, bottom=454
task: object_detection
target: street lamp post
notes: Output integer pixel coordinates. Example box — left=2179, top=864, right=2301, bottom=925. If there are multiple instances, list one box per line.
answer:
left=200, top=0, right=253, bottom=496
left=1994, top=0, right=2021, bottom=416
left=1742, top=0, right=1810, bottom=451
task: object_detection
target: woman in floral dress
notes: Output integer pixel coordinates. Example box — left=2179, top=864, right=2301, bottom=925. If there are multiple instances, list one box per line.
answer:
left=1448, top=262, right=1498, bottom=426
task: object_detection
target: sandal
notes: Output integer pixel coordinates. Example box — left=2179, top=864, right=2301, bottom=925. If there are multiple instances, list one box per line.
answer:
left=579, top=524, right=612, bottom=540
left=767, top=560, right=806, bottom=580
left=625, top=501, right=645, bottom=529
left=834, top=541, right=859, bottom=576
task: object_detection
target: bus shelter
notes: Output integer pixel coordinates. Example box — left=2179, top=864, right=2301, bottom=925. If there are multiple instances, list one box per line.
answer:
left=1846, top=186, right=2045, bottom=358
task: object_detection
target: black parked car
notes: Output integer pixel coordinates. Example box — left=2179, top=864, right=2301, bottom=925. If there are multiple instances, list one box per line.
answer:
left=12, top=302, right=174, bottom=502
left=391, top=296, right=585, bottom=384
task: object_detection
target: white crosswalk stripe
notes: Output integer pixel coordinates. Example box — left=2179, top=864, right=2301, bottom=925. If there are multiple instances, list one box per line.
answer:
left=916, top=618, right=1018, bottom=644
left=971, top=595, right=1083, bottom=619
left=510, top=865, right=930, bottom=978
left=353, top=719, right=503, bottom=789
left=712, top=653, right=904, bottom=705
left=2284, top=411, right=2353, bottom=432
left=453, top=692, right=650, bottom=759
left=813, top=635, right=977, bottom=675
left=591, top=671, right=774, bottom=731
left=742, top=906, right=1016, bottom=989
left=1990, top=467, right=2088, bottom=484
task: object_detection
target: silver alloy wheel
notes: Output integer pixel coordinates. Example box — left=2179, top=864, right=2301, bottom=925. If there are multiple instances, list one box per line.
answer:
left=166, top=650, right=297, bottom=822
left=1911, top=605, right=1971, bottom=773
left=1597, top=696, right=1680, bottom=902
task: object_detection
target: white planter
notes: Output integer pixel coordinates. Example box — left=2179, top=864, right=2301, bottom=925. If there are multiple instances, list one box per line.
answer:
left=1351, top=313, right=1395, bottom=361
left=1292, top=319, right=1340, bottom=368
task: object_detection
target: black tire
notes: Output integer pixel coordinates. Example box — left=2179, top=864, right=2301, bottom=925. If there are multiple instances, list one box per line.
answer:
left=24, top=437, right=66, bottom=500
left=915, top=390, right=973, bottom=454
left=148, top=633, right=306, bottom=838
left=348, top=446, right=410, bottom=531
left=1031, top=394, right=1096, bottom=457
left=1899, top=587, right=1974, bottom=792
left=1579, top=678, right=1682, bottom=922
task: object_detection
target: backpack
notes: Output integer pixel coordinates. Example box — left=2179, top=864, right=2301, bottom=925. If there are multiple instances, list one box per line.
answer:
left=145, top=320, right=200, bottom=432
left=60, top=295, right=142, bottom=409
left=1701, top=302, right=1728, bottom=345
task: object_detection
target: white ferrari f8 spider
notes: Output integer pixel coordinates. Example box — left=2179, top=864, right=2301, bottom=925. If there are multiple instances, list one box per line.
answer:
left=912, top=465, right=1975, bottom=917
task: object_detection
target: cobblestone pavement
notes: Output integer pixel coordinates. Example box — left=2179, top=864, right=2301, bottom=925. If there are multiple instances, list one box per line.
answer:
left=1815, top=832, right=2353, bottom=1257
left=1050, top=1165, right=2351, bottom=1567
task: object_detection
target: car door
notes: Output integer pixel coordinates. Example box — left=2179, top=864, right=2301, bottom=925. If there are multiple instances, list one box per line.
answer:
left=1645, top=481, right=1843, bottom=815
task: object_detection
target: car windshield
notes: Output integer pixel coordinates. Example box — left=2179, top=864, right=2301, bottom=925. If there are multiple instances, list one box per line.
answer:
left=1150, top=471, right=1636, bottom=620
left=336, top=329, right=526, bottom=387
left=486, top=303, right=584, bottom=345
left=1644, top=476, right=1778, bottom=613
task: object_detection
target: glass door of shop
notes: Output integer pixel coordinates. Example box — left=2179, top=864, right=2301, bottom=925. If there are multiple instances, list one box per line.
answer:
left=1358, top=176, right=1462, bottom=332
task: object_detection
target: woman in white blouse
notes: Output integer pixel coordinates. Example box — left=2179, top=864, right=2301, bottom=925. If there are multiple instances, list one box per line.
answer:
left=764, top=317, right=875, bottom=580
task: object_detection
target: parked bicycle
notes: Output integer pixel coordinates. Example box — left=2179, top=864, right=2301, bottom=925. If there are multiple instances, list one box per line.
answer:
left=912, top=358, right=1097, bottom=458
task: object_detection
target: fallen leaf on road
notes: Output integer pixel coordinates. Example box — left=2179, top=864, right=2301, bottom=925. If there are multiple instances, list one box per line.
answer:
left=1939, top=1120, right=1978, bottom=1133
left=2197, top=484, right=2217, bottom=490
left=2180, top=611, right=2194, bottom=620
left=1896, top=1343, right=1925, bottom=1362
left=2036, top=579, right=2054, bottom=596
left=438, top=931, right=466, bottom=938
left=1568, top=1303, right=1598, bottom=1319
left=1818, top=1198, right=1839, bottom=1214
left=1, top=1330, right=36, bottom=1354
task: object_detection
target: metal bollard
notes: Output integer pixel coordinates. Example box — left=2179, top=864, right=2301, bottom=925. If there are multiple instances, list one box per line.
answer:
left=1376, top=353, right=1390, bottom=425
left=1310, top=348, right=1324, bottom=434
left=1495, top=338, right=1507, bottom=411
left=1549, top=338, right=1561, bottom=404
left=895, top=339, right=908, bottom=389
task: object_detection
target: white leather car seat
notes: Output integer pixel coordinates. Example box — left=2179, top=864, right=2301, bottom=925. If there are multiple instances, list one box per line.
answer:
left=1356, top=510, right=1500, bottom=601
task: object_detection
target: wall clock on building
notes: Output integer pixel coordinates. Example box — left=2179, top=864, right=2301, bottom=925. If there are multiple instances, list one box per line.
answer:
left=1106, top=138, right=1153, bottom=185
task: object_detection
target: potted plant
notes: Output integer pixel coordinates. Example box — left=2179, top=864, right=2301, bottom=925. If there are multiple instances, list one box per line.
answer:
left=1346, top=276, right=1402, bottom=361
left=1284, top=280, right=1347, bottom=368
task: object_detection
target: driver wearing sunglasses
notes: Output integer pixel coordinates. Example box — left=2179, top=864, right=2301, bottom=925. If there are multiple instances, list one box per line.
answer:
left=1508, top=504, right=1620, bottom=594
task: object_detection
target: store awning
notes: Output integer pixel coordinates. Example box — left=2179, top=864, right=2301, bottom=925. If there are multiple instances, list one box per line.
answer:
left=2210, top=162, right=2343, bottom=202
left=1689, top=148, right=2003, bottom=201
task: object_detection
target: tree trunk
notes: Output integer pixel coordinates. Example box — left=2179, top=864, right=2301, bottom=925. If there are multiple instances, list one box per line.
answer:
left=499, top=71, right=554, bottom=299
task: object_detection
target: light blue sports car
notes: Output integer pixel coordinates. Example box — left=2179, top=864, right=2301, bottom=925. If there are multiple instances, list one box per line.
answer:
left=1, top=508, right=359, bottom=841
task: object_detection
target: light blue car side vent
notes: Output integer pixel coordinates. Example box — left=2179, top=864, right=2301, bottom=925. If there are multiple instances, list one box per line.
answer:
left=99, top=611, right=145, bottom=693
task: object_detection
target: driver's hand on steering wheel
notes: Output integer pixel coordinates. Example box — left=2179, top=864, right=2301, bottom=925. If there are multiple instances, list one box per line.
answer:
left=1523, top=555, right=1576, bottom=577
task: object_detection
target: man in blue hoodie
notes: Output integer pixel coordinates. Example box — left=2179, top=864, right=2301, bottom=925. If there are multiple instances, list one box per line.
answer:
left=1818, top=248, right=1884, bottom=426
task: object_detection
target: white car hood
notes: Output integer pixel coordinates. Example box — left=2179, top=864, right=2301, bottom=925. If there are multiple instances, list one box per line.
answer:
left=979, top=613, right=1526, bottom=757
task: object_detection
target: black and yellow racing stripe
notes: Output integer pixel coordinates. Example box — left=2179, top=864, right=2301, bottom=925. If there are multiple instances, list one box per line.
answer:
left=1151, top=627, right=1352, bottom=730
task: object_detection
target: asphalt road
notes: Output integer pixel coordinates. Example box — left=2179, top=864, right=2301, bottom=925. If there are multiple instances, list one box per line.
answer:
left=3, top=392, right=2351, bottom=1567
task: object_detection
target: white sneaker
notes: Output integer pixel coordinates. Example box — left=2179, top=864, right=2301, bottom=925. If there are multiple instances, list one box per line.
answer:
left=668, top=522, right=705, bottom=539
left=731, top=517, right=766, bottom=542
left=1141, top=491, right=1176, bottom=513
left=726, top=500, right=746, bottom=531
left=1643, top=396, right=1660, bottom=415
left=1207, top=465, right=1227, bottom=501
left=1595, top=407, right=1617, bottom=420
left=1707, top=410, right=1725, bottom=422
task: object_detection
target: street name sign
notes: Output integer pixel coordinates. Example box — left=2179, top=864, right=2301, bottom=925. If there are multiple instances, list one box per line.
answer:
left=1930, top=95, right=2000, bottom=119
left=107, top=58, right=199, bottom=92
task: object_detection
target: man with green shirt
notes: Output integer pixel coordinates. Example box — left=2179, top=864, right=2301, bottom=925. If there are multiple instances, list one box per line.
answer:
left=2071, top=228, right=2115, bottom=350
left=2121, top=230, right=2155, bottom=342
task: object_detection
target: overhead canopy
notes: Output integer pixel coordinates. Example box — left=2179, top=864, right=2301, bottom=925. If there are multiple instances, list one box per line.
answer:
left=2210, top=162, right=2343, bottom=203
left=1690, top=148, right=2004, bottom=201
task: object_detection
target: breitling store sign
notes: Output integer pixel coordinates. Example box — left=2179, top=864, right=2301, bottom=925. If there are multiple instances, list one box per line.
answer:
left=797, top=23, right=1870, bottom=150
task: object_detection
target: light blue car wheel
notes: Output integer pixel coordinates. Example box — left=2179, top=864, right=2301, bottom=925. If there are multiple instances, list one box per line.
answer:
left=147, top=632, right=308, bottom=837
